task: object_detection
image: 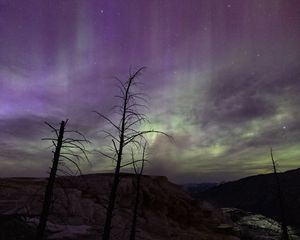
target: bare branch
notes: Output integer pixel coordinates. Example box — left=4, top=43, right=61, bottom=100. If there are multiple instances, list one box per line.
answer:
left=124, top=130, right=172, bottom=146
left=41, top=137, right=57, bottom=141
left=44, top=121, right=59, bottom=137
left=93, top=111, right=121, bottom=131
left=101, top=130, right=120, bottom=143
left=97, top=150, right=117, bottom=162
left=112, top=139, right=119, bottom=155
left=121, top=159, right=148, bottom=168
left=60, top=155, right=83, bottom=175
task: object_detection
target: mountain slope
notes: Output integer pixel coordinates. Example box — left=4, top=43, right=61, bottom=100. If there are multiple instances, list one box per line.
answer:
left=199, top=168, right=300, bottom=228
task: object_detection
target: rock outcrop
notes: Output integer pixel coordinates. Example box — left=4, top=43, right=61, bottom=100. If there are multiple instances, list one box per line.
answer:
left=222, top=208, right=300, bottom=240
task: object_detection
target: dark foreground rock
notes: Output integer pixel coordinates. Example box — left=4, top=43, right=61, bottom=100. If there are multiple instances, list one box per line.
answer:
left=0, top=174, right=237, bottom=240
left=222, top=208, right=300, bottom=240
left=0, top=214, right=35, bottom=240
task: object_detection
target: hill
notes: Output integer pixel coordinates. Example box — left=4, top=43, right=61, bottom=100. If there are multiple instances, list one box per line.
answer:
left=198, top=168, right=300, bottom=229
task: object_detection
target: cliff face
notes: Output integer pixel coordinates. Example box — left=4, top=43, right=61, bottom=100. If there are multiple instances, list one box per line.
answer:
left=0, top=174, right=237, bottom=240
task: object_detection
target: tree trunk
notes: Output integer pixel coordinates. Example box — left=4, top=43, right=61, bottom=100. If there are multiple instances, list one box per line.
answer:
left=129, top=173, right=142, bottom=240
left=270, top=148, right=289, bottom=240
left=102, top=80, right=130, bottom=240
left=101, top=157, right=122, bottom=240
left=35, top=121, right=65, bottom=240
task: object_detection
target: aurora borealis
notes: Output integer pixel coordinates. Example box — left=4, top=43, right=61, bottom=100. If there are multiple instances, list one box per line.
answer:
left=1, top=0, right=300, bottom=183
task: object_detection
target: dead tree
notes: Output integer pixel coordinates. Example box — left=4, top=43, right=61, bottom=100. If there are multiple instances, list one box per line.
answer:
left=270, top=148, right=289, bottom=240
left=35, top=120, right=89, bottom=240
left=129, top=143, right=146, bottom=240
left=94, top=67, right=170, bottom=240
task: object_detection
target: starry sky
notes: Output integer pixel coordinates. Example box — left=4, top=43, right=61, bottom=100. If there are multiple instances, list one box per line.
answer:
left=1, top=0, right=300, bottom=183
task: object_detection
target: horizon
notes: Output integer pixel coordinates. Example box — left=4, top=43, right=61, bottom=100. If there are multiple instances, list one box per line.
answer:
left=3, top=166, right=299, bottom=185
left=1, top=0, right=300, bottom=183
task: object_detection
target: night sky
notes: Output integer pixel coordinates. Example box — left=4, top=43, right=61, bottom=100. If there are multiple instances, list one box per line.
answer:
left=1, top=0, right=300, bottom=183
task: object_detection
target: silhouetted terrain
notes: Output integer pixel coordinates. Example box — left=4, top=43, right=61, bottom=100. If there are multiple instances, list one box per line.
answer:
left=0, top=174, right=236, bottom=240
left=182, top=183, right=218, bottom=197
left=198, top=168, right=300, bottom=229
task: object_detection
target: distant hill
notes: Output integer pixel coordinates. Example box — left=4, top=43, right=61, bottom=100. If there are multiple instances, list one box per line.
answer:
left=182, top=183, right=218, bottom=197
left=198, top=168, right=300, bottom=228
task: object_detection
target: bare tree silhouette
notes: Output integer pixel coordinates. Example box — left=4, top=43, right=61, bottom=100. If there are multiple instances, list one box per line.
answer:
left=35, top=120, right=89, bottom=240
left=270, top=148, right=290, bottom=240
left=94, top=67, right=170, bottom=240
